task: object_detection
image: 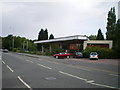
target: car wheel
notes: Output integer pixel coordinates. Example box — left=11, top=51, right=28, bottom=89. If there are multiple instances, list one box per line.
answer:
left=67, top=56, right=70, bottom=58
left=55, top=56, right=59, bottom=59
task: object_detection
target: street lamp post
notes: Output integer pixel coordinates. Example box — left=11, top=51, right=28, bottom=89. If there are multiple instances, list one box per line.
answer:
left=23, top=41, right=29, bottom=51
left=23, top=41, right=25, bottom=50
left=27, top=41, right=28, bottom=50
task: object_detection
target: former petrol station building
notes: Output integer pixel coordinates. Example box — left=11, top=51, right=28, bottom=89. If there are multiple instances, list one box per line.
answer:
left=34, top=35, right=113, bottom=53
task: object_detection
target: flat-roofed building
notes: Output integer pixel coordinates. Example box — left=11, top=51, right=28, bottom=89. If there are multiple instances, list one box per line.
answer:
left=34, top=35, right=113, bottom=53
left=34, top=35, right=89, bottom=53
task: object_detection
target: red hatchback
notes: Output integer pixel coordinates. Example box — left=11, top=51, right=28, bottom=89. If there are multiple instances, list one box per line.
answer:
left=53, top=52, right=71, bottom=59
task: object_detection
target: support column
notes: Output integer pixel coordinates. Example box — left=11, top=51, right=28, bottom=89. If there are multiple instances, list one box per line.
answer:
left=49, top=43, right=52, bottom=53
left=42, top=44, right=44, bottom=54
left=83, top=41, right=87, bottom=50
left=59, top=42, right=62, bottom=49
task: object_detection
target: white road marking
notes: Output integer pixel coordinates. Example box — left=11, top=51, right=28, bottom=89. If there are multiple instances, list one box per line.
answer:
left=59, top=71, right=119, bottom=89
left=90, top=82, right=119, bottom=89
left=2, top=61, right=5, bottom=64
left=86, top=80, right=95, bottom=83
left=29, top=61, right=34, bottom=63
left=17, top=76, right=32, bottom=90
left=45, top=60, right=59, bottom=64
left=59, top=71, right=87, bottom=81
left=6, top=65, right=14, bottom=72
left=26, top=60, right=34, bottom=63
left=26, top=60, right=29, bottom=61
left=37, top=63, right=52, bottom=69
left=109, top=74, right=119, bottom=77
left=38, top=59, right=42, bottom=61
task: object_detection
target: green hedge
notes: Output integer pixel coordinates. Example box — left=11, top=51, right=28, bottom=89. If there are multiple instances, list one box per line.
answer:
left=82, top=47, right=116, bottom=59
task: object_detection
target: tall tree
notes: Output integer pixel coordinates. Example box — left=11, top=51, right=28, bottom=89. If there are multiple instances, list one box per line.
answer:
left=96, top=29, right=104, bottom=40
left=38, top=29, right=44, bottom=40
left=37, top=28, right=49, bottom=50
left=44, top=28, right=48, bottom=40
left=106, top=7, right=116, bottom=41
left=114, top=19, right=120, bottom=58
left=49, top=34, right=54, bottom=39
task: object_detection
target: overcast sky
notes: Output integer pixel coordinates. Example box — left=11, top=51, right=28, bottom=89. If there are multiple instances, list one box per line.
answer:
left=1, top=0, right=119, bottom=40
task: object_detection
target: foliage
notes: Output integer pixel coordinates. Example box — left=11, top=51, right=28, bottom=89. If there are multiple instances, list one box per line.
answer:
left=51, top=44, right=64, bottom=54
left=96, top=29, right=104, bottom=40
left=106, top=7, right=116, bottom=41
left=2, top=35, right=13, bottom=50
left=88, top=35, right=96, bottom=40
left=2, top=35, right=37, bottom=51
left=44, top=49, right=53, bottom=56
left=44, top=28, right=48, bottom=40
left=82, top=47, right=115, bottom=59
left=12, top=48, right=17, bottom=52
left=49, top=34, right=54, bottom=39
left=106, top=7, right=120, bottom=58
left=77, top=44, right=83, bottom=51
left=37, top=28, right=49, bottom=50
left=113, top=19, right=120, bottom=58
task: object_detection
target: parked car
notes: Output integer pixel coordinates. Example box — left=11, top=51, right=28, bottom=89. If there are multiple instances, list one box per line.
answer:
left=3, top=49, right=9, bottom=53
left=53, top=52, right=71, bottom=59
left=73, top=52, right=83, bottom=58
left=89, top=52, right=98, bottom=60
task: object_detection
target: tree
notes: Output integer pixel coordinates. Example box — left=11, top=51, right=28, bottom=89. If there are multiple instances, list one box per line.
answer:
left=96, top=29, right=104, bottom=40
left=88, top=35, right=96, bottom=40
left=106, top=7, right=116, bottom=41
left=2, top=34, right=13, bottom=50
left=114, top=19, right=120, bottom=58
left=37, top=28, right=49, bottom=51
left=44, top=28, right=48, bottom=40
left=38, top=28, right=48, bottom=41
left=49, top=34, right=54, bottom=39
left=38, top=29, right=44, bottom=40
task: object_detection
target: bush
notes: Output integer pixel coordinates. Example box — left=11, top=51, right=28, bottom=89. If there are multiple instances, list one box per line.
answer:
left=44, top=49, right=53, bottom=56
left=82, top=47, right=115, bottom=59
left=12, top=48, right=17, bottom=52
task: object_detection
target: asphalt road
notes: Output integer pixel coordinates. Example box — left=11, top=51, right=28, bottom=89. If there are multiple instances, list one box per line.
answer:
left=2, top=52, right=119, bottom=89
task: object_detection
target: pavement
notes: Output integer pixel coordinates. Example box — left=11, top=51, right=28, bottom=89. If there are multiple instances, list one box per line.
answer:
left=1, top=52, right=120, bottom=89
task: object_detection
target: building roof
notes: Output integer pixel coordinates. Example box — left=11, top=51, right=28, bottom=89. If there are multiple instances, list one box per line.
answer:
left=34, top=35, right=89, bottom=44
left=84, top=40, right=113, bottom=44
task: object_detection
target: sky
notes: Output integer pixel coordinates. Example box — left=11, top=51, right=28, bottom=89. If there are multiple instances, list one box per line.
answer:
left=1, top=0, right=120, bottom=40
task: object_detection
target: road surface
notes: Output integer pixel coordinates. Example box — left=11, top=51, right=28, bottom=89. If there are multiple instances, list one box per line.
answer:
left=2, top=52, right=119, bottom=89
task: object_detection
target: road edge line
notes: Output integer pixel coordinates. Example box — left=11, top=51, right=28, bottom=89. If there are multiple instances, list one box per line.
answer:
left=6, top=65, right=14, bottom=72
left=17, top=76, right=32, bottom=90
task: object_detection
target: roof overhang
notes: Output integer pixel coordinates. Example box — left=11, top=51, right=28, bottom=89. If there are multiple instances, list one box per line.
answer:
left=34, top=35, right=89, bottom=44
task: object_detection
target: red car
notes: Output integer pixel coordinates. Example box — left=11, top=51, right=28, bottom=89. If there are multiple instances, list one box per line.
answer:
left=53, top=52, right=71, bottom=59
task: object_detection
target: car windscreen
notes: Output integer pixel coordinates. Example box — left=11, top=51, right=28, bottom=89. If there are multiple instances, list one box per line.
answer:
left=59, top=52, right=65, bottom=54
left=90, top=52, right=97, bottom=55
left=76, top=52, right=82, bottom=54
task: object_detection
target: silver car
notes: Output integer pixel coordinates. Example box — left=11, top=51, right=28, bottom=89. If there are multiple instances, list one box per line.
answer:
left=90, top=52, right=98, bottom=60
